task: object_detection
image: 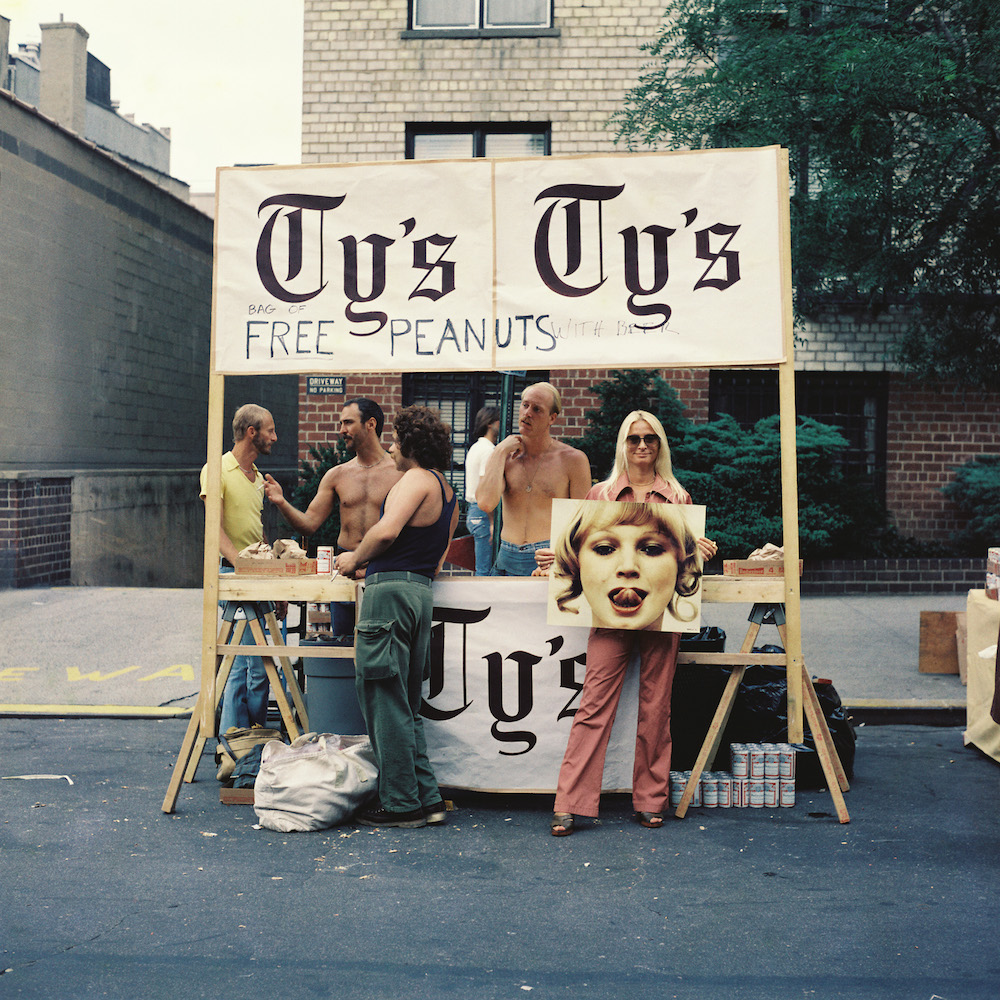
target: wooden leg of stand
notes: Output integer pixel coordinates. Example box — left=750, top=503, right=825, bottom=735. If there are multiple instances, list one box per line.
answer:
left=675, top=620, right=763, bottom=819
left=248, top=617, right=301, bottom=739
left=264, top=611, right=310, bottom=731
left=162, top=688, right=208, bottom=813
left=184, top=620, right=241, bottom=783
left=800, top=666, right=851, bottom=823
left=675, top=665, right=746, bottom=818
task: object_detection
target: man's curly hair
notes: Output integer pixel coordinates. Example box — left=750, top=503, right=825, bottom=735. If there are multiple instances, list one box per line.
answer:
left=393, top=405, right=452, bottom=470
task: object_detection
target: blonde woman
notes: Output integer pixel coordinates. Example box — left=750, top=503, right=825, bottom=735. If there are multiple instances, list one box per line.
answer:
left=551, top=411, right=717, bottom=836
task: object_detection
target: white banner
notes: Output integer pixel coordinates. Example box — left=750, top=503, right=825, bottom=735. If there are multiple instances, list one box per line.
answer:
left=420, top=577, right=642, bottom=792
left=214, top=148, right=787, bottom=374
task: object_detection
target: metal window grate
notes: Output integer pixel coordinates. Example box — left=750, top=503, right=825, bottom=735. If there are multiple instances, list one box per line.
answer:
left=402, top=372, right=541, bottom=503
left=709, top=371, right=888, bottom=499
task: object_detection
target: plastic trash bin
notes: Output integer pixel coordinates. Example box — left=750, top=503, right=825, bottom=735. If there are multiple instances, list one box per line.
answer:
left=301, top=637, right=367, bottom=735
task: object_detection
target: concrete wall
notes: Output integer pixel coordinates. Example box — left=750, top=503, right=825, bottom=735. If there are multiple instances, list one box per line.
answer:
left=0, top=90, right=298, bottom=587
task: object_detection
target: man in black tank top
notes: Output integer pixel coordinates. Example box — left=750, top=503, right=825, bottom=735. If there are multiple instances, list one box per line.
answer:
left=335, top=406, right=459, bottom=828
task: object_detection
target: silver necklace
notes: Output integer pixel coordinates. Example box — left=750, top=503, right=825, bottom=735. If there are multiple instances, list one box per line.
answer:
left=523, top=443, right=552, bottom=493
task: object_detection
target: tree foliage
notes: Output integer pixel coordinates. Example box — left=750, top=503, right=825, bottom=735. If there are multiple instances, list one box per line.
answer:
left=941, top=454, right=1000, bottom=553
left=612, top=0, right=1000, bottom=388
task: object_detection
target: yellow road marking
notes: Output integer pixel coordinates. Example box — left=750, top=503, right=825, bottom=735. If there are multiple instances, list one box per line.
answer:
left=0, top=704, right=194, bottom=717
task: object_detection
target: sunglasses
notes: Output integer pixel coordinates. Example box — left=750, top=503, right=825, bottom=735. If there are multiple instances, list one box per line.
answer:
left=626, top=434, right=660, bottom=446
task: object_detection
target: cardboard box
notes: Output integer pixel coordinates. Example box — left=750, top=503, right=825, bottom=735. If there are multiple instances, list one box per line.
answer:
left=722, top=559, right=803, bottom=577
left=234, top=558, right=318, bottom=576
left=918, top=610, right=962, bottom=675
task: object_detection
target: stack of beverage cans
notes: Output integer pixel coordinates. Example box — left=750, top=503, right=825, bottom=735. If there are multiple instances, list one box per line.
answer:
left=669, top=743, right=796, bottom=809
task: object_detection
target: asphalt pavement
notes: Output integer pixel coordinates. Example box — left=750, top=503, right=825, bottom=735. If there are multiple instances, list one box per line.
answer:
left=1, top=586, right=997, bottom=998
left=2, top=716, right=997, bottom=1000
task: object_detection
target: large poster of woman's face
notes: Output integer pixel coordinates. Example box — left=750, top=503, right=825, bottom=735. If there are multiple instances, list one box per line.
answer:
left=546, top=499, right=706, bottom=633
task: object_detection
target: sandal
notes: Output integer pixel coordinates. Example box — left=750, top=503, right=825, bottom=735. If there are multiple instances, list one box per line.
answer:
left=635, top=811, right=664, bottom=828
left=551, top=812, right=574, bottom=837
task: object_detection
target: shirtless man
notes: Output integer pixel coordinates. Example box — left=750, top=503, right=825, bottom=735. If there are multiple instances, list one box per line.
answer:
left=475, top=382, right=592, bottom=576
left=263, top=397, right=402, bottom=574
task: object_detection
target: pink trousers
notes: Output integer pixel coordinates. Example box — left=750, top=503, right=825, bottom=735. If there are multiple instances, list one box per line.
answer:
left=554, top=627, right=680, bottom=817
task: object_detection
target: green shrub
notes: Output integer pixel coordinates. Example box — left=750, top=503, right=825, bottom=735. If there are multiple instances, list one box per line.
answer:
left=673, top=414, right=891, bottom=559
left=574, top=372, right=918, bottom=560
left=942, top=455, right=1000, bottom=554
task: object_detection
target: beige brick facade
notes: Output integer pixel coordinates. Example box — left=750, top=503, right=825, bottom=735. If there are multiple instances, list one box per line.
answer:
left=303, top=1, right=665, bottom=162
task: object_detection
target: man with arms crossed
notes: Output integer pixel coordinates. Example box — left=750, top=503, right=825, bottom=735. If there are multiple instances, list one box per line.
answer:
left=475, top=382, right=592, bottom=576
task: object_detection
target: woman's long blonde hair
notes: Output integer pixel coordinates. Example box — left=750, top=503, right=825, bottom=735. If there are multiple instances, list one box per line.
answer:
left=553, top=500, right=702, bottom=622
left=591, top=410, right=687, bottom=501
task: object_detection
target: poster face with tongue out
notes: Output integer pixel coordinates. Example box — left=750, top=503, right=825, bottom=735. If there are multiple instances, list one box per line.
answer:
left=546, top=499, right=705, bottom=633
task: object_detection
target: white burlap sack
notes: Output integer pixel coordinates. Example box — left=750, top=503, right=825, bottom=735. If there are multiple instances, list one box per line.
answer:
left=254, top=732, right=378, bottom=832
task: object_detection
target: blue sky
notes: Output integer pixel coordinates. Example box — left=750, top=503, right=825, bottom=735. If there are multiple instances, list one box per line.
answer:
left=5, top=1, right=303, bottom=191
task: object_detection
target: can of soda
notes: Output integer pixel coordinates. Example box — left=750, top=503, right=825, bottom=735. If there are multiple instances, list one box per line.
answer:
left=715, top=773, right=732, bottom=808
left=749, top=779, right=765, bottom=808
left=764, top=777, right=780, bottom=808
left=779, top=744, right=796, bottom=780
left=731, top=744, right=748, bottom=779
left=780, top=778, right=796, bottom=808
left=702, top=775, right=719, bottom=808
left=748, top=745, right=765, bottom=779
left=735, top=778, right=749, bottom=807
left=764, top=745, right=780, bottom=778
left=669, top=772, right=684, bottom=808
left=316, top=546, right=333, bottom=573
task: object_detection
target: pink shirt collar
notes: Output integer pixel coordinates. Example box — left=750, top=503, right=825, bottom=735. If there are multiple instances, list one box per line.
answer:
left=594, top=471, right=690, bottom=505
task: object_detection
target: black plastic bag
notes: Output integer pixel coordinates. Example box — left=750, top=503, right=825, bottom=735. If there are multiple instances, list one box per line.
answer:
left=670, top=646, right=855, bottom=788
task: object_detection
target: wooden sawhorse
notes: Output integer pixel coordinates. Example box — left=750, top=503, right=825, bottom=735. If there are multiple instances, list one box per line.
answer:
left=676, top=603, right=851, bottom=823
left=161, top=602, right=309, bottom=813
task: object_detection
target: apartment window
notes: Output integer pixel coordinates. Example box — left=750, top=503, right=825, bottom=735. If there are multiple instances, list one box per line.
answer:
left=709, top=371, right=888, bottom=499
left=406, top=124, right=550, bottom=160
left=411, top=0, right=551, bottom=30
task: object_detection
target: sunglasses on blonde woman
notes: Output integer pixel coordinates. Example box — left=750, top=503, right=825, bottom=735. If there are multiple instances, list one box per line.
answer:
left=626, top=434, right=659, bottom=447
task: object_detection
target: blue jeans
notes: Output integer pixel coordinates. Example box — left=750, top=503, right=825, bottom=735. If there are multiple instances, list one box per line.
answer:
left=490, top=538, right=550, bottom=577
left=465, top=502, right=493, bottom=576
left=219, top=565, right=270, bottom=732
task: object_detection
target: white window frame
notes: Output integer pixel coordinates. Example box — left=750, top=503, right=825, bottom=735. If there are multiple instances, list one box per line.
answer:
left=410, top=0, right=552, bottom=31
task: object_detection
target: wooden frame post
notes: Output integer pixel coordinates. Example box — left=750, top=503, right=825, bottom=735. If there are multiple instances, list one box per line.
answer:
left=776, top=148, right=803, bottom=743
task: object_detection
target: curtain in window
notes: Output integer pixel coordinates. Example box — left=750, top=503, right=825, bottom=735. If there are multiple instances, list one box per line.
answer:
left=413, top=0, right=477, bottom=28
left=485, top=0, right=549, bottom=27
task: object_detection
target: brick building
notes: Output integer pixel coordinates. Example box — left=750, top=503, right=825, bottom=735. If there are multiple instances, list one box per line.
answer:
left=0, top=17, right=297, bottom=587
left=296, top=1, right=997, bottom=562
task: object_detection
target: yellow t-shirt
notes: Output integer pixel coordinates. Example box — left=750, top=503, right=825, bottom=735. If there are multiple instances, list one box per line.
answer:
left=200, top=451, right=264, bottom=554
